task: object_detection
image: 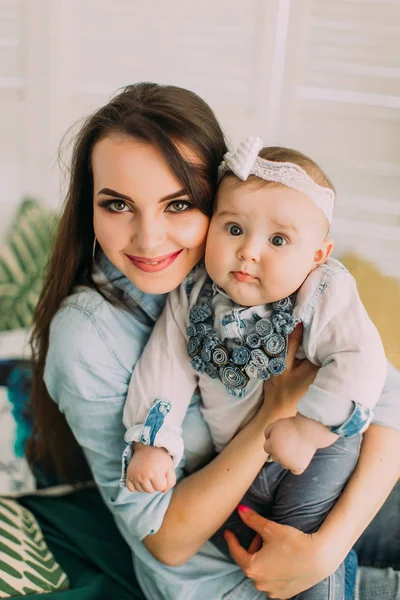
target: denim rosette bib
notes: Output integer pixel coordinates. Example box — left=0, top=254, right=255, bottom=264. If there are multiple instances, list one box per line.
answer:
left=187, top=286, right=300, bottom=394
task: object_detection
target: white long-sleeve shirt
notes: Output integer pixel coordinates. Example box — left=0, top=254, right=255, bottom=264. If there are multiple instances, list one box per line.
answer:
left=123, top=258, right=386, bottom=466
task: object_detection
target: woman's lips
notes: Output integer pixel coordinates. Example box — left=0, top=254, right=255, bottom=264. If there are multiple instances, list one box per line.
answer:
left=125, top=249, right=183, bottom=273
left=232, top=271, right=257, bottom=283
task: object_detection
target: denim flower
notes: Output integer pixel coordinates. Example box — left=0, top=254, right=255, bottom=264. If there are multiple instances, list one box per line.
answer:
left=212, top=345, right=229, bottom=366
left=281, top=319, right=299, bottom=335
left=263, top=333, right=286, bottom=356
left=203, top=332, right=221, bottom=350
left=219, top=365, right=248, bottom=389
left=249, top=348, right=269, bottom=369
left=204, top=362, right=218, bottom=379
left=272, top=312, right=298, bottom=335
left=273, top=297, right=292, bottom=313
left=255, top=318, right=273, bottom=338
left=188, top=335, right=201, bottom=357
left=272, top=313, right=285, bottom=330
left=268, top=357, right=286, bottom=376
left=187, top=324, right=196, bottom=337
left=189, top=303, right=213, bottom=324
left=246, top=332, right=261, bottom=349
left=196, top=322, right=212, bottom=339
left=201, top=345, right=212, bottom=363
left=191, top=355, right=205, bottom=373
left=232, top=345, right=251, bottom=366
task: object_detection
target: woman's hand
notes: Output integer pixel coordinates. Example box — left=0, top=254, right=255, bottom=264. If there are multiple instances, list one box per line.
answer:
left=224, top=507, right=334, bottom=599
left=261, top=324, right=319, bottom=419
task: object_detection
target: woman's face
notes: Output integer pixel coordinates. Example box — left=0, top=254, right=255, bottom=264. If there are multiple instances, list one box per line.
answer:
left=92, top=135, right=210, bottom=294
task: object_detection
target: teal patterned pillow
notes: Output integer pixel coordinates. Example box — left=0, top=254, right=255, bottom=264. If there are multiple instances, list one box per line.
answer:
left=0, top=199, right=57, bottom=332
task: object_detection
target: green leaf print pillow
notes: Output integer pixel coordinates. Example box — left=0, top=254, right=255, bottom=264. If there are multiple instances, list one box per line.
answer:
left=0, top=199, right=57, bottom=332
left=0, top=498, right=69, bottom=596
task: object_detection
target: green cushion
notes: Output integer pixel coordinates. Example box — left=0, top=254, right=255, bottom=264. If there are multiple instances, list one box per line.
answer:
left=0, top=498, right=69, bottom=596
left=0, top=199, right=57, bottom=332
left=20, top=489, right=146, bottom=599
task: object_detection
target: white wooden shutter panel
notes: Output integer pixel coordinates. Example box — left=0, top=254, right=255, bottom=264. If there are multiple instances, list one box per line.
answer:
left=277, top=0, right=400, bottom=278
left=0, top=0, right=23, bottom=88
left=68, top=0, right=279, bottom=142
left=0, top=0, right=24, bottom=239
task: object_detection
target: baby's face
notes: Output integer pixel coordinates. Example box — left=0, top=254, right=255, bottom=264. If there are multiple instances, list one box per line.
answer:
left=205, top=177, right=332, bottom=306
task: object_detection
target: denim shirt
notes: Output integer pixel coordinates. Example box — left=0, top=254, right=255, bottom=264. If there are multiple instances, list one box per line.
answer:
left=44, top=253, right=400, bottom=600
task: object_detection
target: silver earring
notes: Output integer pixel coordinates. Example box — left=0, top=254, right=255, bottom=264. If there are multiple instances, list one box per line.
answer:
left=92, top=236, right=97, bottom=260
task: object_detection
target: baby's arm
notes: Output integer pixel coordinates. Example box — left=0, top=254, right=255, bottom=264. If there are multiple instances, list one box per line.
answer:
left=264, top=413, right=338, bottom=473
left=265, top=269, right=387, bottom=474
left=123, top=285, right=198, bottom=492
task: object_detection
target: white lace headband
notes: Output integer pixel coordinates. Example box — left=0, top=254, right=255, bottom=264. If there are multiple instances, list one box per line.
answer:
left=218, top=137, right=335, bottom=224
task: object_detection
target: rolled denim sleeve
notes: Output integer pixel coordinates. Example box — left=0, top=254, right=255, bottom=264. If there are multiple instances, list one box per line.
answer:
left=44, top=301, right=176, bottom=540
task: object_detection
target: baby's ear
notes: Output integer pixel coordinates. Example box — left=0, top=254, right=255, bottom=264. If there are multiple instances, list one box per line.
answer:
left=314, top=239, right=334, bottom=267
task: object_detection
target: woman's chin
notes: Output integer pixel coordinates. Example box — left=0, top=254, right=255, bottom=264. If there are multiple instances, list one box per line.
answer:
left=125, top=261, right=198, bottom=295
left=128, top=271, right=182, bottom=295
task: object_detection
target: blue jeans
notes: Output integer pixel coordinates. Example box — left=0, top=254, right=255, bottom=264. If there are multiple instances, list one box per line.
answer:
left=355, top=480, right=400, bottom=599
left=213, top=435, right=362, bottom=599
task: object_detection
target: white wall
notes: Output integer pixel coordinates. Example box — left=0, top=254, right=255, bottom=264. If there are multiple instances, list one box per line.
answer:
left=1, top=0, right=400, bottom=276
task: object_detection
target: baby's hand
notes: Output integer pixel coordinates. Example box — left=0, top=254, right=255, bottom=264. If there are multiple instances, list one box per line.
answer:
left=126, top=443, right=176, bottom=493
left=263, top=415, right=338, bottom=475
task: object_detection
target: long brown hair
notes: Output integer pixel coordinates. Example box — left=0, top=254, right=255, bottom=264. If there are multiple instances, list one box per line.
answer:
left=28, top=82, right=227, bottom=483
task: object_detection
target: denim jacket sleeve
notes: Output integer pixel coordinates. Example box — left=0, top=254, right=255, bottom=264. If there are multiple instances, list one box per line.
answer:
left=44, top=295, right=178, bottom=540
left=296, top=266, right=387, bottom=433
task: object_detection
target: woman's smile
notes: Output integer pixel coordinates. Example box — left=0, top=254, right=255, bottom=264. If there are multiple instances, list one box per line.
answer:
left=125, top=249, right=183, bottom=273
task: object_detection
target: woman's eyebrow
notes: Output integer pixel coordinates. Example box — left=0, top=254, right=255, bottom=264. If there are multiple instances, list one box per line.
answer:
left=97, top=188, right=132, bottom=201
left=97, top=187, right=187, bottom=203
left=160, top=188, right=187, bottom=202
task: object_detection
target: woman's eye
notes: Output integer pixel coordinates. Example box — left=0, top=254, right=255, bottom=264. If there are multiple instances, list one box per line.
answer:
left=227, top=224, right=243, bottom=237
left=107, top=200, right=131, bottom=213
left=269, top=235, right=287, bottom=247
left=166, top=200, right=192, bottom=213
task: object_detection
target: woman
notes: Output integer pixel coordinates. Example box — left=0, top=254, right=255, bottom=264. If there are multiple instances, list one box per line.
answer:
left=28, top=82, right=400, bottom=599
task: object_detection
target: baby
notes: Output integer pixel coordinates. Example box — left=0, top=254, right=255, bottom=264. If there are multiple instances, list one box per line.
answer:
left=122, top=139, right=386, bottom=526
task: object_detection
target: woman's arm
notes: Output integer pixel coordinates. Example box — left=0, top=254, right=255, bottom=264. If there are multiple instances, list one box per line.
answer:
left=224, top=425, right=400, bottom=599
left=144, top=325, right=319, bottom=565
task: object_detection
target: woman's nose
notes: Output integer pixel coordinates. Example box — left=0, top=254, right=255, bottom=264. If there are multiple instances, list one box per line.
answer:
left=134, top=215, right=167, bottom=252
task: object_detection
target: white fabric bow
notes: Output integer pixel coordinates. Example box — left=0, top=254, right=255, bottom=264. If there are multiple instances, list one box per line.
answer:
left=217, top=136, right=335, bottom=223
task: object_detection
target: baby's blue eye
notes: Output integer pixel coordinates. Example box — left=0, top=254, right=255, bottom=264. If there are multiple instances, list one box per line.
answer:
left=227, top=224, right=243, bottom=236
left=269, top=235, right=287, bottom=247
